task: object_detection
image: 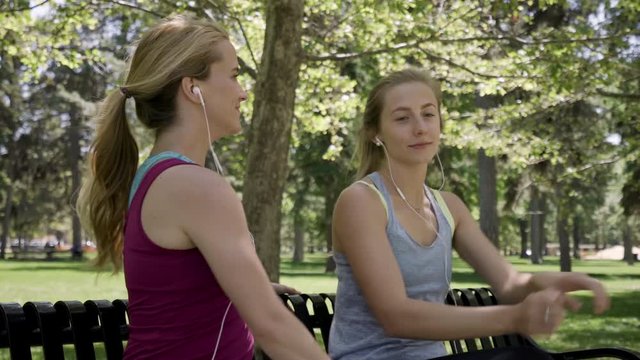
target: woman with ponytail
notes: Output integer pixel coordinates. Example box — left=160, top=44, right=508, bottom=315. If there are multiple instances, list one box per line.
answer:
left=77, top=15, right=328, bottom=360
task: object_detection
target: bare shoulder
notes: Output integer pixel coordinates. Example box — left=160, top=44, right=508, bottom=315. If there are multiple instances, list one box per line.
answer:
left=335, top=180, right=386, bottom=218
left=149, top=164, right=248, bottom=244
left=436, top=191, right=469, bottom=221
left=333, top=180, right=387, bottom=251
left=152, top=164, right=239, bottom=207
left=437, top=191, right=465, bottom=208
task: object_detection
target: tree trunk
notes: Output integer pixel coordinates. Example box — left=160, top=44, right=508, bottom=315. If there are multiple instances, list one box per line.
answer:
left=478, top=149, right=499, bottom=249
left=241, top=0, right=304, bottom=282
left=623, top=220, right=635, bottom=265
left=292, top=193, right=305, bottom=264
left=324, top=189, right=338, bottom=273
left=69, top=109, right=83, bottom=260
left=572, top=214, right=581, bottom=260
left=0, top=182, right=13, bottom=259
left=293, top=220, right=304, bottom=263
left=519, top=218, right=528, bottom=258
left=530, top=185, right=543, bottom=264
left=556, top=186, right=571, bottom=272
left=558, top=215, right=571, bottom=272
left=539, top=193, right=547, bottom=256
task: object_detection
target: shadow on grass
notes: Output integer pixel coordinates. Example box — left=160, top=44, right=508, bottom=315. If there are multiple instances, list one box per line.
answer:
left=538, top=291, right=640, bottom=351
left=571, top=291, right=640, bottom=318
left=280, top=269, right=487, bottom=282
left=585, top=273, right=640, bottom=280
left=280, top=271, right=337, bottom=277
left=1, top=259, right=109, bottom=273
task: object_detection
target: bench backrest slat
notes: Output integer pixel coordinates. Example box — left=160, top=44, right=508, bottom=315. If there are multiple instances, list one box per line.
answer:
left=0, top=303, right=33, bottom=360
left=54, top=300, right=98, bottom=359
left=24, top=302, right=65, bottom=360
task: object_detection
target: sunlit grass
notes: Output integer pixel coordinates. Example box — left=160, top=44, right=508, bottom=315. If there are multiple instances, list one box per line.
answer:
left=0, top=258, right=126, bottom=304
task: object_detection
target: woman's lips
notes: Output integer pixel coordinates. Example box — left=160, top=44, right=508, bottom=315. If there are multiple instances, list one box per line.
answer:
left=409, top=142, right=432, bottom=149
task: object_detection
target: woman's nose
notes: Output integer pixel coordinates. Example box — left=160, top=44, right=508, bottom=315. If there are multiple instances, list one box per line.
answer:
left=414, top=116, right=428, bottom=134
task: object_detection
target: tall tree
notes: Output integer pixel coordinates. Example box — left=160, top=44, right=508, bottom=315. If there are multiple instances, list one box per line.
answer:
left=622, top=220, right=635, bottom=265
left=478, top=149, right=499, bottom=249
left=241, top=0, right=305, bottom=281
left=529, top=184, right=544, bottom=264
left=572, top=214, right=582, bottom=260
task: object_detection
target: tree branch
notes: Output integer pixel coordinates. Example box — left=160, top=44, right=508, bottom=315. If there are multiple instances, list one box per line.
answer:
left=305, top=31, right=637, bottom=62
left=418, top=47, right=539, bottom=80
left=0, top=0, right=49, bottom=13
left=200, top=0, right=258, bottom=79
left=237, top=56, right=257, bottom=80
left=596, top=89, right=640, bottom=100
left=233, top=16, right=258, bottom=71
left=305, top=40, right=420, bottom=61
left=434, top=5, right=479, bottom=37
left=98, top=0, right=165, bottom=18
left=510, top=32, right=640, bottom=45
left=557, top=157, right=622, bottom=181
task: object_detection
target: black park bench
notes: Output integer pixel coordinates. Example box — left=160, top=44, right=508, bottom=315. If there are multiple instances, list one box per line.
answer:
left=1, top=288, right=639, bottom=360
left=10, top=244, right=67, bottom=261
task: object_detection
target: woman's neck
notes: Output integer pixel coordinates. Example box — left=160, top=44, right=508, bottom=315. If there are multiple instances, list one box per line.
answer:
left=377, top=160, right=428, bottom=206
left=152, top=123, right=209, bottom=167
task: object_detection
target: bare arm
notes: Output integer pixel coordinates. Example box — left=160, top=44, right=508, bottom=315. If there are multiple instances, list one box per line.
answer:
left=442, top=191, right=609, bottom=314
left=333, top=184, right=564, bottom=340
left=168, top=167, right=328, bottom=360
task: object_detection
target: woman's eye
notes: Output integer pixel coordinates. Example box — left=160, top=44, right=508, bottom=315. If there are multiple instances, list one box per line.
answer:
left=423, top=113, right=435, bottom=118
left=396, top=116, right=408, bottom=121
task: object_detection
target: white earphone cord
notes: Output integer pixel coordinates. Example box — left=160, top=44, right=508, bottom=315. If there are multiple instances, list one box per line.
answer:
left=195, top=88, right=229, bottom=359
left=378, top=142, right=456, bottom=306
left=197, top=90, right=224, bottom=175
left=211, top=301, right=232, bottom=360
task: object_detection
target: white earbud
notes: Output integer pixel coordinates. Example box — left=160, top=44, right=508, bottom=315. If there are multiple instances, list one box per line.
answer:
left=192, top=86, right=205, bottom=105
left=374, top=136, right=382, bottom=146
left=192, top=84, right=224, bottom=175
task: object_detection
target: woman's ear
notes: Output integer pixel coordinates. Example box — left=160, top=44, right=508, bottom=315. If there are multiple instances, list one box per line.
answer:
left=180, top=77, right=200, bottom=105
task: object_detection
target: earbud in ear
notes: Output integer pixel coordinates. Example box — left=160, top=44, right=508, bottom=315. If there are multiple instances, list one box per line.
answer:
left=374, top=136, right=382, bottom=146
left=192, top=86, right=205, bottom=105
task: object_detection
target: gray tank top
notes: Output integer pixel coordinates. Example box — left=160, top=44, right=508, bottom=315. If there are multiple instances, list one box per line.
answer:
left=329, top=172, right=454, bottom=360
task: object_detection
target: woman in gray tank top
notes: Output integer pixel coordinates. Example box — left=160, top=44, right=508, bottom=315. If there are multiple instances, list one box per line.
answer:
left=329, top=68, right=610, bottom=360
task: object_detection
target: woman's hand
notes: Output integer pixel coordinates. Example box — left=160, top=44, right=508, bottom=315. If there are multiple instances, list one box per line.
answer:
left=272, top=283, right=300, bottom=295
left=530, top=272, right=610, bottom=314
left=515, top=288, right=567, bottom=336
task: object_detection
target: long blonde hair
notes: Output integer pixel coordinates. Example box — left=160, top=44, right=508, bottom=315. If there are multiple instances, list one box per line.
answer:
left=77, top=15, right=229, bottom=271
left=355, top=68, right=443, bottom=180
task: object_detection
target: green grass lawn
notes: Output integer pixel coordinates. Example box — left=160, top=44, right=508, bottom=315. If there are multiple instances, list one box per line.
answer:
left=1, top=253, right=639, bottom=357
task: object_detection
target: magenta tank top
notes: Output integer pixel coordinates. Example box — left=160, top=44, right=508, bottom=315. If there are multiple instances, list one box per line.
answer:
left=123, top=157, right=254, bottom=360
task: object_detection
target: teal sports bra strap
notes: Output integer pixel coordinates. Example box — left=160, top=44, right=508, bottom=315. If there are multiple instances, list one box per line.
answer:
left=128, top=151, right=195, bottom=208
